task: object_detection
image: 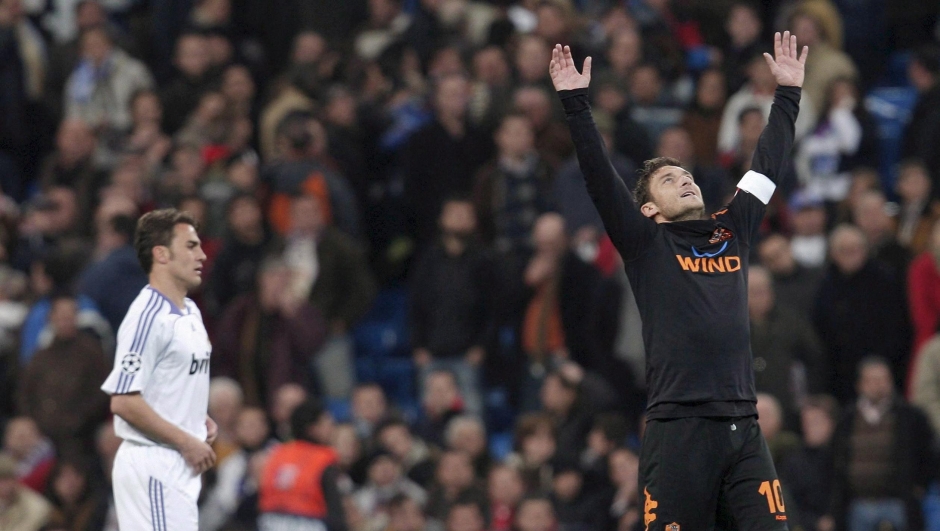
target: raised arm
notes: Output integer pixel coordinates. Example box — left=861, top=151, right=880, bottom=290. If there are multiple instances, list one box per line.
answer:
left=748, top=32, right=808, bottom=186
left=551, top=45, right=656, bottom=261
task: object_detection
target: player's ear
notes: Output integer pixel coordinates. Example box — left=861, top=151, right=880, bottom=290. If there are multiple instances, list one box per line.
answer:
left=640, top=202, right=659, bottom=219
left=152, top=245, right=170, bottom=265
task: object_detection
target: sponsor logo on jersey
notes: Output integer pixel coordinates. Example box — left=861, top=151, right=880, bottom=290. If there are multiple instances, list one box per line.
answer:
left=675, top=255, right=742, bottom=273
left=189, top=352, right=210, bottom=375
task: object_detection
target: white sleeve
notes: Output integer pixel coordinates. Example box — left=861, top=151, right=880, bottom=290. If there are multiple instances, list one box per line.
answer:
left=101, top=297, right=168, bottom=395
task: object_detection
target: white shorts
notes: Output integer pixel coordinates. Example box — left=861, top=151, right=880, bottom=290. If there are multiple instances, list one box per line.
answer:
left=113, top=440, right=202, bottom=530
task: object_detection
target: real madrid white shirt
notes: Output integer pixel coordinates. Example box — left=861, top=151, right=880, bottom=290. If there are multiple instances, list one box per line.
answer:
left=101, top=285, right=211, bottom=446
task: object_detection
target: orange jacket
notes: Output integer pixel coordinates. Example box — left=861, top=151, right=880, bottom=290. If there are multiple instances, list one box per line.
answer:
left=259, top=441, right=338, bottom=518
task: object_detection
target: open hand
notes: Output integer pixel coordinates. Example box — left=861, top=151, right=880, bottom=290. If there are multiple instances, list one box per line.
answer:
left=549, top=44, right=592, bottom=91
left=763, top=31, right=808, bottom=88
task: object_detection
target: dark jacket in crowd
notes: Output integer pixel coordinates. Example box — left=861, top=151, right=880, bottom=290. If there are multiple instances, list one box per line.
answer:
left=813, top=261, right=912, bottom=402
left=404, top=120, right=494, bottom=247
left=306, top=227, right=377, bottom=329
left=751, top=305, right=826, bottom=427
left=409, top=241, right=495, bottom=358
left=17, top=334, right=110, bottom=454
left=779, top=445, right=833, bottom=531
left=205, top=234, right=272, bottom=316
left=213, top=294, right=327, bottom=408
left=829, top=399, right=936, bottom=531
left=772, top=264, right=824, bottom=318
left=78, top=245, right=148, bottom=332
left=902, top=84, right=940, bottom=193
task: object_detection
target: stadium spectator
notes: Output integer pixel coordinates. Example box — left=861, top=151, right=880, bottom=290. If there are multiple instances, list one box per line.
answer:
left=410, top=198, right=494, bottom=415
left=487, top=465, right=525, bottom=531
left=815, top=224, right=911, bottom=401
left=757, top=233, right=824, bottom=316
left=505, top=413, right=556, bottom=495
left=514, top=496, right=558, bottom=531
left=258, top=399, right=347, bottom=531
left=901, top=45, right=940, bottom=188
left=213, top=256, right=327, bottom=409
left=425, top=451, right=485, bottom=522
left=44, top=457, right=109, bottom=531
left=200, top=406, right=272, bottom=531
left=206, top=377, right=244, bottom=465
left=36, top=121, right=105, bottom=235
left=204, top=194, right=270, bottom=316
left=721, top=2, right=763, bottom=93
left=444, top=495, right=485, bottom=531
left=332, top=422, right=367, bottom=486
left=281, top=193, right=374, bottom=399
left=444, top=416, right=490, bottom=480
left=271, top=383, right=307, bottom=441
left=160, top=32, right=216, bottom=135
left=895, top=159, right=940, bottom=255
left=755, top=393, right=800, bottom=469
left=681, top=68, right=726, bottom=166
left=17, top=294, right=109, bottom=457
left=376, top=418, right=436, bottom=488
left=405, top=73, right=494, bottom=247
left=548, top=456, right=606, bottom=531
left=416, top=370, right=465, bottom=450
left=748, top=266, right=825, bottom=428
left=718, top=52, right=816, bottom=156
left=354, top=449, right=427, bottom=528
left=911, top=333, right=940, bottom=436
left=0, top=452, right=51, bottom=530
left=386, top=493, right=433, bottom=531
left=539, top=371, right=592, bottom=460
left=908, top=218, right=940, bottom=358
left=77, top=211, right=147, bottom=332
left=63, top=25, right=154, bottom=133
left=351, top=383, right=389, bottom=442
left=851, top=190, right=911, bottom=284
left=779, top=394, right=839, bottom=531
left=2, top=417, right=55, bottom=493
left=787, top=2, right=857, bottom=117
left=607, top=447, right=640, bottom=531
left=789, top=190, right=829, bottom=269
left=825, top=357, right=936, bottom=531
left=512, top=85, right=572, bottom=169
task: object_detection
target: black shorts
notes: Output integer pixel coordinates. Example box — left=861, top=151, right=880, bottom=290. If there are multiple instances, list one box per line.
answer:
left=639, top=416, right=789, bottom=531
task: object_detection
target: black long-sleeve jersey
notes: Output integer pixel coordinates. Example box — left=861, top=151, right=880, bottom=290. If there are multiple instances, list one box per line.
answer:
left=560, top=85, right=801, bottom=420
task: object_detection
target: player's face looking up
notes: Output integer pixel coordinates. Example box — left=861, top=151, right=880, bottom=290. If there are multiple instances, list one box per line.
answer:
left=162, top=223, right=207, bottom=290
left=641, top=165, right=705, bottom=222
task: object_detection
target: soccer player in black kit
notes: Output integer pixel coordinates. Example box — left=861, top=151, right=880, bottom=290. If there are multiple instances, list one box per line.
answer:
left=549, top=32, right=808, bottom=531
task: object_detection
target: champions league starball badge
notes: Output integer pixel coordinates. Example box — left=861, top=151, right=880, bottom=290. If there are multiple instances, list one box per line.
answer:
left=121, top=352, right=142, bottom=374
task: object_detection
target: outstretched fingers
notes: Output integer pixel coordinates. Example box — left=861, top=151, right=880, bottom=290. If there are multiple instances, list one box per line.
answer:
left=563, top=45, right=574, bottom=69
left=582, top=56, right=592, bottom=79
left=799, top=45, right=809, bottom=65
left=774, top=31, right=783, bottom=61
left=763, top=52, right=777, bottom=73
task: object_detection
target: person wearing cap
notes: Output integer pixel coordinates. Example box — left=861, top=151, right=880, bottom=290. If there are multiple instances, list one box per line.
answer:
left=0, top=452, right=52, bottom=531
left=258, top=399, right=347, bottom=531
left=789, top=189, right=829, bottom=268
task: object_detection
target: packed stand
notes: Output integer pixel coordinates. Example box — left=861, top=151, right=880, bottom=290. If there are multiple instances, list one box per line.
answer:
left=1, top=0, right=940, bottom=530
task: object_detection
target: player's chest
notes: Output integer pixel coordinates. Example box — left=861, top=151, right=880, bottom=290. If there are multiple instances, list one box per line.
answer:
left=662, top=225, right=744, bottom=276
left=161, top=316, right=212, bottom=375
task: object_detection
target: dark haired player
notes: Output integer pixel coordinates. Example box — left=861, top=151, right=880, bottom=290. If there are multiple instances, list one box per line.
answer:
left=101, top=208, right=216, bottom=530
left=549, top=32, right=808, bottom=531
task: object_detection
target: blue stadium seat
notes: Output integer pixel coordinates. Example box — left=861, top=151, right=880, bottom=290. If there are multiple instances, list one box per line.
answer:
left=327, top=398, right=352, bottom=423
left=489, top=432, right=514, bottom=461
left=353, top=288, right=411, bottom=359
left=864, top=87, right=918, bottom=190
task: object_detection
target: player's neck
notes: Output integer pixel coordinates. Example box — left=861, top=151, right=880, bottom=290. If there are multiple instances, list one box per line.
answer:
left=148, top=275, right=187, bottom=311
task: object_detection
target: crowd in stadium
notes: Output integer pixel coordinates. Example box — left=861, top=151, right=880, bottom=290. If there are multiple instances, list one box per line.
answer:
left=1, top=0, right=940, bottom=529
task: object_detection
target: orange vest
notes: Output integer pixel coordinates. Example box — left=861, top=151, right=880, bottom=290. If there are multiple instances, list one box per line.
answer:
left=259, top=441, right=338, bottom=518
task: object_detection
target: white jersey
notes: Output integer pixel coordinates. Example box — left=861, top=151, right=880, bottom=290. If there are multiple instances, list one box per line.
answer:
left=101, top=285, right=211, bottom=446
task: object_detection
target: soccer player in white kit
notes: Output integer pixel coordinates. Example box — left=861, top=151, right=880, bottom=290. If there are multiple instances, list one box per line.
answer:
left=101, top=209, right=218, bottom=530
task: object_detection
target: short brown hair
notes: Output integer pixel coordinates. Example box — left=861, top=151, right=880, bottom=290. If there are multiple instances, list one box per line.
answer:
left=512, top=412, right=555, bottom=452
left=634, top=156, right=682, bottom=206
left=135, top=209, right=198, bottom=273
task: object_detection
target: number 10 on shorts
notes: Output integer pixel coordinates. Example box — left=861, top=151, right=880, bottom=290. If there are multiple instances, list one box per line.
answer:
left=758, top=480, right=786, bottom=514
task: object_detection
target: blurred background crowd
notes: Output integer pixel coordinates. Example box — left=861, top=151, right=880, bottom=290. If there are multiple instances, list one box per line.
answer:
left=1, top=0, right=940, bottom=530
